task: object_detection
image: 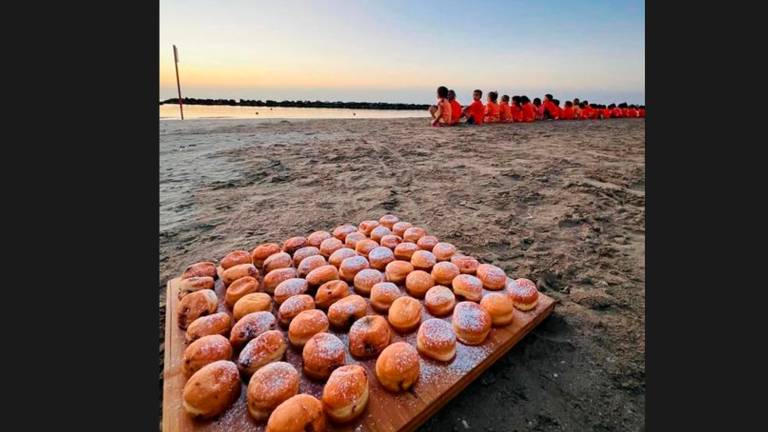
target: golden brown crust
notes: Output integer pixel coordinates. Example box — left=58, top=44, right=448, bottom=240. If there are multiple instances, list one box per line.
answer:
left=344, top=232, right=367, bottom=249
left=292, top=246, right=321, bottom=266
left=432, top=242, right=457, bottom=261
left=273, top=278, right=310, bottom=305
left=358, top=220, right=380, bottom=236
left=392, top=221, right=413, bottom=237
left=183, top=335, right=233, bottom=376
left=378, top=214, right=400, bottom=229
left=177, top=276, right=215, bottom=299
left=288, top=309, right=329, bottom=347
left=368, top=246, right=395, bottom=270
left=476, top=263, right=507, bottom=290
left=221, top=250, right=253, bottom=269
left=370, top=225, right=392, bottom=242
left=480, top=292, right=516, bottom=325
left=452, top=301, right=492, bottom=345
left=369, top=282, right=402, bottom=313
left=416, top=318, right=457, bottom=361
left=405, top=270, right=435, bottom=298
left=233, top=293, right=273, bottom=321
left=314, top=280, right=350, bottom=310
left=230, top=311, right=278, bottom=349
left=319, top=237, right=344, bottom=257
left=384, top=260, right=414, bottom=284
left=431, top=261, right=460, bottom=286
left=222, top=263, right=259, bottom=286
left=393, top=241, right=420, bottom=260
left=297, top=254, right=327, bottom=278
left=251, top=243, right=282, bottom=268
left=338, top=255, right=370, bottom=282
left=263, top=252, right=293, bottom=274
left=182, top=360, right=241, bottom=418
left=327, top=294, right=367, bottom=329
left=509, top=278, right=540, bottom=310
left=277, top=294, right=315, bottom=327
left=379, top=234, right=402, bottom=250
left=328, top=247, right=357, bottom=268
left=388, top=296, right=422, bottom=333
left=416, top=235, right=439, bottom=251
left=186, top=312, right=232, bottom=344
left=282, top=236, right=308, bottom=255
left=353, top=268, right=384, bottom=296
left=237, top=329, right=287, bottom=376
left=181, top=261, right=217, bottom=280
left=225, top=275, right=260, bottom=307
left=302, top=332, right=346, bottom=380
left=177, top=289, right=218, bottom=329
left=354, top=239, right=379, bottom=258
left=247, top=362, right=300, bottom=421
left=263, top=267, right=298, bottom=294
left=265, top=394, right=326, bottom=432
left=452, top=274, right=484, bottom=302
left=411, top=250, right=437, bottom=271
left=307, top=230, right=332, bottom=248
left=333, top=224, right=357, bottom=241
left=403, top=226, right=427, bottom=243
left=375, top=342, right=420, bottom=392
left=424, top=285, right=456, bottom=316
left=322, top=364, right=370, bottom=423
left=348, top=315, right=391, bottom=358
left=451, top=255, right=479, bottom=274
left=305, top=264, right=340, bottom=287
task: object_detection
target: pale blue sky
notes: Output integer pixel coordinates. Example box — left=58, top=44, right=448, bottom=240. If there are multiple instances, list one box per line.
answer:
left=160, top=0, right=644, bottom=104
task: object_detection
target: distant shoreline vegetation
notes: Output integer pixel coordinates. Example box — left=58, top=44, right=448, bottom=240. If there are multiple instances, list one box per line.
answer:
left=159, top=98, right=429, bottom=110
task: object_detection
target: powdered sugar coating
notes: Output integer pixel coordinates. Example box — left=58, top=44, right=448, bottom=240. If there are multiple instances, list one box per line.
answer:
left=368, top=246, right=395, bottom=270
left=333, top=224, right=357, bottom=241
left=230, top=311, right=277, bottom=347
left=370, top=225, right=392, bottom=242
left=370, top=282, right=402, bottom=311
left=329, top=247, right=357, bottom=267
left=453, top=301, right=492, bottom=333
left=292, top=246, right=321, bottom=266
left=424, top=285, right=456, bottom=315
left=247, top=361, right=300, bottom=408
left=274, top=278, right=309, bottom=304
left=418, top=318, right=456, bottom=346
left=277, top=294, right=315, bottom=324
left=354, top=268, right=384, bottom=294
left=323, top=364, right=368, bottom=408
left=320, top=237, right=344, bottom=256
left=307, top=231, right=332, bottom=248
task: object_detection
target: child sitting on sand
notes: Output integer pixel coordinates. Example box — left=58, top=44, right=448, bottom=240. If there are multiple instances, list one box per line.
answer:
left=499, top=95, right=512, bottom=123
left=484, top=91, right=501, bottom=123
left=428, top=86, right=452, bottom=127
left=520, top=96, right=536, bottom=122
left=543, top=94, right=558, bottom=120
left=511, top=96, right=522, bottom=122
left=561, top=101, right=575, bottom=120
left=462, top=89, right=485, bottom=125
left=572, top=98, right=582, bottom=119
left=533, top=98, right=545, bottom=120
left=447, top=89, right=462, bottom=125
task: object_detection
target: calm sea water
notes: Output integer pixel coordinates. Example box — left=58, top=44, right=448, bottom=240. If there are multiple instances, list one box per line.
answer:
left=159, top=104, right=427, bottom=120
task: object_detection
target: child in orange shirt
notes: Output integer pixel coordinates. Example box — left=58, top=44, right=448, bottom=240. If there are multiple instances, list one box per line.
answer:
left=511, top=96, right=522, bottom=122
left=499, top=95, right=513, bottom=123
left=520, top=96, right=536, bottom=122
left=639, top=105, right=646, bottom=117
left=550, top=99, right=562, bottom=119
left=462, top=89, right=485, bottom=125
left=581, top=101, right=596, bottom=119
left=533, top=98, right=545, bottom=120
left=572, top=98, right=582, bottom=119
left=602, top=105, right=611, bottom=119
left=610, top=103, right=623, bottom=118
left=561, top=101, right=575, bottom=119
left=543, top=94, right=559, bottom=119
left=484, top=91, right=501, bottom=123
left=447, top=89, right=462, bottom=125
left=428, top=86, right=452, bottom=127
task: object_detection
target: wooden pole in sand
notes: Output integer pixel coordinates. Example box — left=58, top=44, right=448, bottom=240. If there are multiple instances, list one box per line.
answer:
left=173, top=45, right=184, bottom=120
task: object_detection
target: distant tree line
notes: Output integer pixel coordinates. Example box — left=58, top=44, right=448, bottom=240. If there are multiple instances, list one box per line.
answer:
left=159, top=97, right=429, bottom=110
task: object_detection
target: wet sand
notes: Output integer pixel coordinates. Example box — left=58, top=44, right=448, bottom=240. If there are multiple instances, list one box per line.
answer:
left=159, top=117, right=645, bottom=431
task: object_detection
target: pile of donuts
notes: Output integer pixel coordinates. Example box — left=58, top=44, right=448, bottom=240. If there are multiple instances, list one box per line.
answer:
left=174, top=215, right=540, bottom=432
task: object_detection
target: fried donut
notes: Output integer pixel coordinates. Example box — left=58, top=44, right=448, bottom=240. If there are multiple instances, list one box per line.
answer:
left=288, top=309, right=330, bottom=347
left=251, top=243, right=281, bottom=268
left=181, top=261, right=217, bottom=280
left=348, top=315, right=391, bottom=358
left=297, top=254, right=327, bottom=278
left=338, top=255, right=370, bottom=282
left=393, top=241, right=420, bottom=260
left=367, top=246, right=394, bottom=271
left=183, top=334, right=233, bottom=376
left=307, top=230, right=332, bottom=248
left=405, top=270, right=434, bottom=298
left=221, top=250, right=253, bottom=269
left=378, top=214, right=400, bottom=229
left=263, top=267, right=298, bottom=294
left=282, top=236, right=307, bottom=255
left=416, top=318, right=457, bottom=361
left=265, top=394, right=325, bottom=432
left=225, top=275, right=260, bottom=307
left=183, top=360, right=240, bottom=418
left=384, top=260, right=413, bottom=284
left=222, top=263, right=259, bottom=286
left=375, top=342, right=420, bottom=392
left=237, top=329, right=287, bottom=376
left=292, top=246, right=321, bottom=266
left=247, top=362, right=300, bottom=421
left=451, top=254, right=479, bottom=274
left=177, top=289, right=218, bottom=329
left=416, top=235, right=438, bottom=251
left=344, top=232, right=367, bottom=249
left=476, top=263, right=507, bottom=290
left=411, top=250, right=437, bottom=271
left=322, top=364, right=370, bottom=423
left=480, top=292, right=516, bottom=325
left=273, top=278, right=309, bottom=305
left=233, top=292, right=273, bottom=321
left=358, top=220, right=380, bottom=236
left=263, top=252, right=293, bottom=274
left=392, top=221, right=413, bottom=237
left=230, top=311, right=278, bottom=349
left=432, top=242, right=457, bottom=261
left=452, top=274, right=483, bottom=302
left=333, top=224, right=358, bottom=241
left=379, top=234, right=402, bottom=250
left=177, top=276, right=215, bottom=299
left=277, top=294, right=315, bottom=327
left=353, top=268, right=384, bottom=296
left=320, top=237, right=344, bottom=257
left=369, top=282, right=402, bottom=313
left=509, top=278, right=540, bottom=311
left=327, top=294, right=367, bottom=329
left=186, top=312, right=232, bottom=344
left=328, top=247, right=357, bottom=268
left=302, top=332, right=346, bottom=380
left=431, top=261, right=460, bottom=286
left=403, top=226, right=427, bottom=243
left=370, top=225, right=392, bottom=242
left=387, top=296, right=422, bottom=333
left=314, top=280, right=350, bottom=310
left=452, top=301, right=492, bottom=345
left=305, top=264, right=339, bottom=287
left=424, top=285, right=456, bottom=316
left=354, top=239, right=379, bottom=258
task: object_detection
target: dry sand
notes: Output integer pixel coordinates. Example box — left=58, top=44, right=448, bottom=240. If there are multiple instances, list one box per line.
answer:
left=160, top=117, right=645, bottom=431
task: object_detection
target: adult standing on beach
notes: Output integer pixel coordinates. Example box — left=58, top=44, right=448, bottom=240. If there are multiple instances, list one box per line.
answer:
left=428, top=86, right=452, bottom=127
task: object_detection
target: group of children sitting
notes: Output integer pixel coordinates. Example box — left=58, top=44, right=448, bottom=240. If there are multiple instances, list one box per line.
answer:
left=428, top=86, right=645, bottom=127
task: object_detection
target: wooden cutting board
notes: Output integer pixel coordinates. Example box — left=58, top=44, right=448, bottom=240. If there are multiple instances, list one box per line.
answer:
left=163, top=276, right=554, bottom=432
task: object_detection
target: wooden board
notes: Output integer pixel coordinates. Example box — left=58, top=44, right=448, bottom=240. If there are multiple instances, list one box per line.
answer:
left=163, top=275, right=554, bottom=432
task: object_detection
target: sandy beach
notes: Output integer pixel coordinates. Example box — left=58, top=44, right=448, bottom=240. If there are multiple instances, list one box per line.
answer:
left=159, top=117, right=645, bottom=431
